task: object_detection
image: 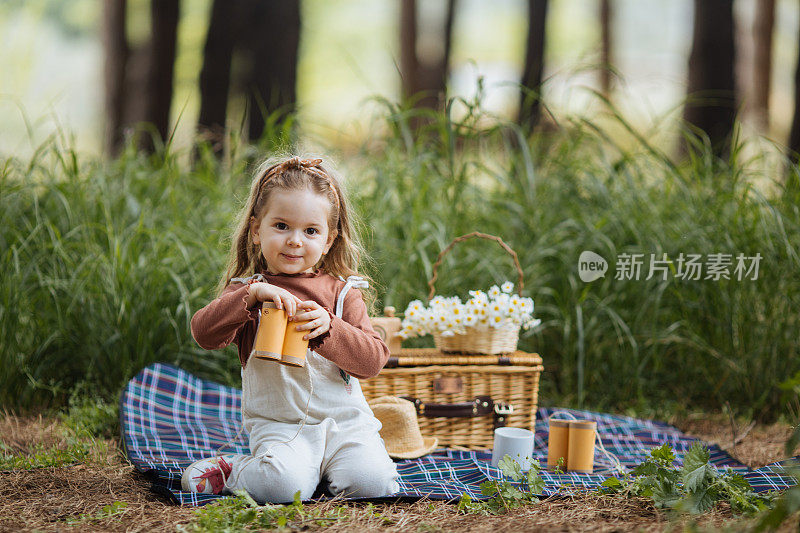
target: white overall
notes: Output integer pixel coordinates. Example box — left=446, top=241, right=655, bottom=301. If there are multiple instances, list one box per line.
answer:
left=224, top=276, right=399, bottom=503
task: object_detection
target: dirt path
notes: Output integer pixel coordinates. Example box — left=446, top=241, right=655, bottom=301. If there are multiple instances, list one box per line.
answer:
left=0, top=413, right=796, bottom=532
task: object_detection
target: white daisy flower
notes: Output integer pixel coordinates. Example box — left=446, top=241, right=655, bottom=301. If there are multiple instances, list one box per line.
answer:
left=524, top=318, right=542, bottom=330
left=501, top=281, right=514, bottom=293
left=469, top=289, right=486, bottom=299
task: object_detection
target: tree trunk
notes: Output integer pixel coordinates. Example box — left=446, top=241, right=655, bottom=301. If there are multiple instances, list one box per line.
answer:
left=399, top=0, right=418, bottom=101
left=436, top=0, right=456, bottom=96
left=442, top=0, right=456, bottom=84
left=599, top=0, right=612, bottom=97
left=788, top=1, right=800, bottom=163
left=102, top=0, right=128, bottom=157
left=198, top=0, right=240, bottom=154
left=144, top=0, right=180, bottom=150
left=399, top=0, right=456, bottom=110
left=518, top=0, right=548, bottom=131
left=242, top=0, right=300, bottom=143
left=683, top=0, right=737, bottom=157
left=752, top=0, right=775, bottom=131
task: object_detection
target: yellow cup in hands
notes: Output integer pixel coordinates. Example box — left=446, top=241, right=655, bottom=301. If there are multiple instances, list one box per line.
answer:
left=251, top=302, right=311, bottom=367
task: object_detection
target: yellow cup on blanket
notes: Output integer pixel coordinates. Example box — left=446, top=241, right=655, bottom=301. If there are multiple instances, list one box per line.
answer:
left=546, top=419, right=570, bottom=470
left=567, top=420, right=597, bottom=473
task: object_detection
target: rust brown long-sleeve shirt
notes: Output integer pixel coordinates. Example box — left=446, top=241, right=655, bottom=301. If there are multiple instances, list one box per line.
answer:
left=190, top=269, right=389, bottom=379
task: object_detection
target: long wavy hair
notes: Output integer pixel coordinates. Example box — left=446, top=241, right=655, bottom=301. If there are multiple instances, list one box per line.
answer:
left=219, top=154, right=377, bottom=311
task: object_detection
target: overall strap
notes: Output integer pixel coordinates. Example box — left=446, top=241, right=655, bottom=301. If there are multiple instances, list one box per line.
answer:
left=230, top=273, right=265, bottom=285
left=335, top=276, right=369, bottom=318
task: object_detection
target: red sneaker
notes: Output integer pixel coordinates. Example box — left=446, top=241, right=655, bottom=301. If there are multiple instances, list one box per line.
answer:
left=181, top=456, right=234, bottom=494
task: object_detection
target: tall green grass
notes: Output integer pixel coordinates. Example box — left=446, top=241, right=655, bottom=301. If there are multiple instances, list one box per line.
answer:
left=0, top=137, right=247, bottom=407
left=352, top=95, right=800, bottom=419
left=1, top=98, right=799, bottom=419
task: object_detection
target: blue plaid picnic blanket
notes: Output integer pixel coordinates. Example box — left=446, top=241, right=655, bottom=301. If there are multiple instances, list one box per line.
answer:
left=120, top=362, right=798, bottom=507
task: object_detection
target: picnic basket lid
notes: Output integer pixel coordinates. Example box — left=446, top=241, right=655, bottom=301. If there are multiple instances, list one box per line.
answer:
left=384, top=348, right=542, bottom=368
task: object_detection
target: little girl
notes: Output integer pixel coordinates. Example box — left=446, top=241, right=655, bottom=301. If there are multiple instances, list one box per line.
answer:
left=183, top=155, right=400, bottom=503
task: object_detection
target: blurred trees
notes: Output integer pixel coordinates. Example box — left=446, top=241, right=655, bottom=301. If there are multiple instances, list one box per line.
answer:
left=95, top=0, right=800, bottom=162
left=241, top=1, right=301, bottom=142
left=789, top=15, right=800, bottom=162
left=683, top=0, right=737, bottom=157
left=399, top=0, right=457, bottom=110
left=103, top=0, right=300, bottom=157
left=518, top=0, right=548, bottom=130
left=102, top=0, right=127, bottom=156
left=102, top=0, right=179, bottom=156
left=147, top=1, right=179, bottom=149
left=751, top=0, right=775, bottom=131
left=198, top=0, right=300, bottom=152
left=196, top=0, right=237, bottom=152
left=599, top=0, right=613, bottom=98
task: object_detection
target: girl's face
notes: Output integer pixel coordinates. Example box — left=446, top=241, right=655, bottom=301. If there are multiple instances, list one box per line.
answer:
left=250, top=187, right=337, bottom=275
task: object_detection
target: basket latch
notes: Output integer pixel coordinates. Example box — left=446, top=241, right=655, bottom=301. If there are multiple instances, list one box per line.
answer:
left=493, top=402, right=514, bottom=429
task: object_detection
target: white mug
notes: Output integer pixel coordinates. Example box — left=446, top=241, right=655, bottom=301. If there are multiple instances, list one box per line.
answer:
left=491, top=427, right=535, bottom=471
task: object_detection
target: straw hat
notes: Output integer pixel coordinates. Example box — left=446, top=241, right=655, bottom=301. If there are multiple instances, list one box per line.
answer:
left=369, top=396, right=438, bottom=459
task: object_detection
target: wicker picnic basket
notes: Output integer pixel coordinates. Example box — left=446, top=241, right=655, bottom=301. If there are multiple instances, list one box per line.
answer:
left=428, top=232, right=525, bottom=355
left=361, top=348, right=543, bottom=449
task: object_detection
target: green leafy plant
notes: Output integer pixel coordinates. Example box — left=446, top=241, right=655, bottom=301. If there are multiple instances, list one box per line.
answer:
left=779, top=371, right=800, bottom=420
left=362, top=502, right=394, bottom=525
left=0, top=440, right=91, bottom=470
left=59, top=393, right=119, bottom=439
left=458, top=455, right=545, bottom=515
left=599, top=443, right=774, bottom=515
left=66, top=501, right=128, bottom=524
left=752, top=419, right=800, bottom=531
left=181, top=490, right=351, bottom=532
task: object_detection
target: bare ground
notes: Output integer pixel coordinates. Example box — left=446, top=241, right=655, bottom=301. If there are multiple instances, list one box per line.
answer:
left=0, top=412, right=797, bottom=532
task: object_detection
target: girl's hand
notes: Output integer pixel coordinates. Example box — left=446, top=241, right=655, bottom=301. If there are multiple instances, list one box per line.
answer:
left=292, top=300, right=332, bottom=340
left=247, top=282, right=302, bottom=318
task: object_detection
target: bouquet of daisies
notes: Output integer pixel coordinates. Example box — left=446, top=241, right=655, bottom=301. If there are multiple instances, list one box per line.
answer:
left=399, top=281, right=540, bottom=340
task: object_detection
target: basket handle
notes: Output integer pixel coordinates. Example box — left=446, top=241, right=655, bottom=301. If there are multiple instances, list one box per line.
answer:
left=402, top=395, right=512, bottom=428
left=427, top=232, right=524, bottom=301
